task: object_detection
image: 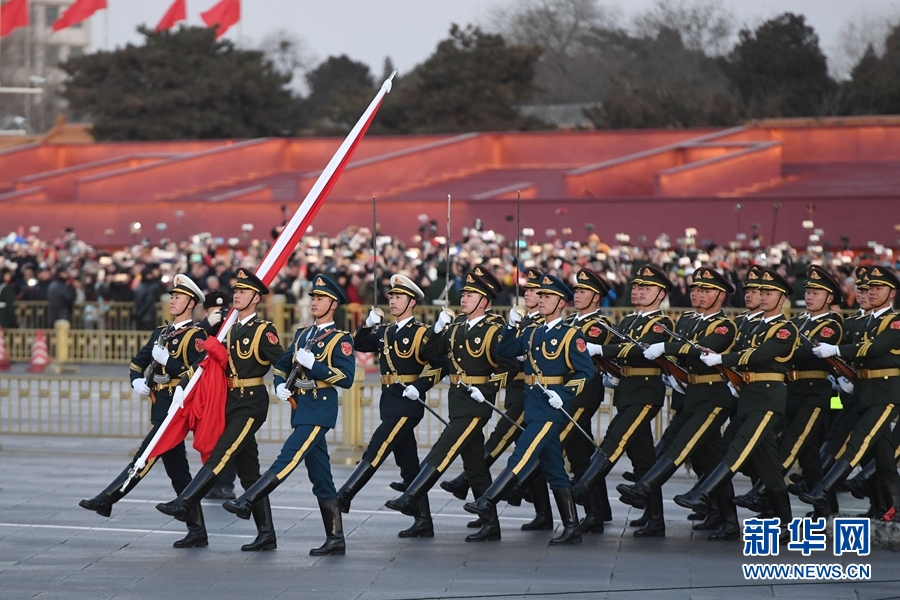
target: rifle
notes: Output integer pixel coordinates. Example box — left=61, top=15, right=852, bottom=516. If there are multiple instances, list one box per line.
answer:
left=435, top=194, right=452, bottom=306
left=799, top=331, right=857, bottom=382
left=596, top=319, right=690, bottom=386
left=655, top=321, right=744, bottom=391
left=456, top=379, right=525, bottom=432
left=145, top=321, right=173, bottom=404
left=535, top=382, right=599, bottom=451
left=283, top=327, right=333, bottom=409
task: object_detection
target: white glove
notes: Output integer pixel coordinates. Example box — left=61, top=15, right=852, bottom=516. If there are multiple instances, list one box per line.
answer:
left=643, top=342, right=665, bottom=361
left=402, top=385, right=420, bottom=401
left=295, top=348, right=315, bottom=368
left=469, top=386, right=486, bottom=403
left=152, top=344, right=169, bottom=365
left=508, top=309, right=522, bottom=327
left=837, top=376, right=854, bottom=394
left=547, top=390, right=563, bottom=409
left=207, top=308, right=223, bottom=327
left=586, top=343, right=603, bottom=357
left=813, top=344, right=840, bottom=358
left=727, top=382, right=740, bottom=398
left=276, top=383, right=292, bottom=401
left=132, top=378, right=151, bottom=396
left=516, top=355, right=526, bottom=362
left=365, top=307, right=384, bottom=327
left=602, top=374, right=620, bottom=388
left=171, top=386, right=185, bottom=410
left=663, top=373, right=685, bottom=394
left=434, top=309, right=453, bottom=333
left=441, top=375, right=450, bottom=385
left=700, top=352, right=722, bottom=366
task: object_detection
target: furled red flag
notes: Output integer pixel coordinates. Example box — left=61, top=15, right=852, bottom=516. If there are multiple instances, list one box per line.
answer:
left=155, top=0, right=186, bottom=32
left=200, top=0, right=239, bottom=39
left=1, top=0, right=30, bottom=37
left=51, top=0, right=106, bottom=32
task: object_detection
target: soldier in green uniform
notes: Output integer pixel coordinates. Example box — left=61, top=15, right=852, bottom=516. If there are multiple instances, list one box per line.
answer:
left=618, top=267, right=739, bottom=540
left=156, top=268, right=285, bottom=551
left=336, top=274, right=447, bottom=539
left=80, top=275, right=208, bottom=548
left=802, top=266, right=900, bottom=520
left=572, top=264, right=675, bottom=537
left=384, top=272, right=517, bottom=542
left=675, top=268, right=798, bottom=542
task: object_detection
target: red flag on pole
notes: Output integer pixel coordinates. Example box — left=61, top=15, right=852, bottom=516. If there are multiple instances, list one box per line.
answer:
left=51, top=0, right=106, bottom=32
left=200, top=0, right=239, bottom=39
left=1, top=0, right=30, bottom=37
left=155, top=0, right=186, bottom=32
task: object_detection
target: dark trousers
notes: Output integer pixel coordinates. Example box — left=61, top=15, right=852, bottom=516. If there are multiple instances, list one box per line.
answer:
left=600, top=404, right=660, bottom=476
left=657, top=409, right=689, bottom=457
left=483, top=401, right=524, bottom=464
left=837, top=404, right=900, bottom=489
left=722, top=410, right=785, bottom=493
left=560, top=405, right=599, bottom=480
left=135, top=421, right=192, bottom=494
left=777, top=403, right=828, bottom=484
left=505, top=421, right=569, bottom=489
left=661, top=404, right=730, bottom=476
left=268, top=424, right=336, bottom=498
left=424, top=416, right=490, bottom=493
left=361, top=415, right=423, bottom=486
left=204, top=410, right=264, bottom=491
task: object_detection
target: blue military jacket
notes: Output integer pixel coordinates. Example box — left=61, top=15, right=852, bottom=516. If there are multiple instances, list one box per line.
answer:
left=497, top=319, right=594, bottom=424
left=273, top=323, right=355, bottom=429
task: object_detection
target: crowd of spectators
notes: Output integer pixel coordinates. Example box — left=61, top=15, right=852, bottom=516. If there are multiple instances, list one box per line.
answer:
left=0, top=221, right=896, bottom=330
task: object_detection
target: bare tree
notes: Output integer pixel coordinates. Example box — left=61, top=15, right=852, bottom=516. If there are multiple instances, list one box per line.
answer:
left=632, top=0, right=736, bottom=56
left=258, top=30, right=316, bottom=94
left=830, top=12, right=899, bottom=81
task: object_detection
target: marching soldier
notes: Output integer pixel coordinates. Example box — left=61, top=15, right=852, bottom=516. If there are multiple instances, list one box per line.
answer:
left=336, top=274, right=447, bottom=539
left=80, top=275, right=208, bottom=548
left=156, top=268, right=284, bottom=552
left=464, top=274, right=594, bottom=545
left=572, top=264, right=675, bottom=537
left=674, top=268, right=798, bottom=542
left=384, top=272, right=517, bottom=542
left=618, top=268, right=738, bottom=540
left=802, top=266, right=900, bottom=520
left=223, top=275, right=356, bottom=555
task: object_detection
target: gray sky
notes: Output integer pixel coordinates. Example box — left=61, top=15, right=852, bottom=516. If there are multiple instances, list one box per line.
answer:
left=92, top=0, right=900, bottom=79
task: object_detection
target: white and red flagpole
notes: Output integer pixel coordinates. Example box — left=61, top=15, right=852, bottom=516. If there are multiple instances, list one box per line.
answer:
left=125, top=71, right=398, bottom=485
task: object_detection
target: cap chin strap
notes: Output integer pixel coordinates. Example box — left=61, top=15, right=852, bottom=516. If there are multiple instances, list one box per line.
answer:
left=463, top=296, right=487, bottom=318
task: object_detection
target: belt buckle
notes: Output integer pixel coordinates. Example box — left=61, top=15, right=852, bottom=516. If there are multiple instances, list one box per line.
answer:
left=787, top=371, right=797, bottom=382
left=857, top=369, right=868, bottom=379
left=742, top=372, right=753, bottom=384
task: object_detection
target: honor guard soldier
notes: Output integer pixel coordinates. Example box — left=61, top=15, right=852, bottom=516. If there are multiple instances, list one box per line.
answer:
left=736, top=266, right=765, bottom=341
left=224, top=275, right=356, bottom=555
left=157, top=268, right=284, bottom=551
left=441, top=267, right=548, bottom=530
left=471, top=265, right=507, bottom=327
left=385, top=272, right=517, bottom=542
left=619, top=267, right=739, bottom=540
left=336, top=274, right=447, bottom=539
left=573, top=264, right=675, bottom=537
left=802, top=266, right=900, bottom=520
left=675, top=268, right=798, bottom=543
left=80, top=275, right=208, bottom=548
left=464, top=274, right=594, bottom=545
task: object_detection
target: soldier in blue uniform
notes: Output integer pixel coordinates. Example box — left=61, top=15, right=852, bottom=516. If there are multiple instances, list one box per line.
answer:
left=156, top=268, right=284, bottom=551
left=337, top=274, right=447, bottom=538
left=224, top=275, right=356, bottom=555
left=464, top=274, right=594, bottom=545
left=80, top=275, right=208, bottom=548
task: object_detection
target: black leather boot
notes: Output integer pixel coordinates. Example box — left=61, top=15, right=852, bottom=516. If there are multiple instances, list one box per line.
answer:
left=596, top=477, right=613, bottom=522
left=173, top=503, right=209, bottom=548
left=572, top=450, right=612, bottom=505
left=629, top=507, right=649, bottom=528
left=309, top=497, right=345, bottom=555
left=549, top=488, right=582, bottom=545
left=768, top=488, right=792, bottom=545
left=465, top=502, right=501, bottom=542
left=732, top=480, right=767, bottom=512
left=389, top=481, right=407, bottom=492
left=633, top=486, right=665, bottom=538
left=617, top=457, right=677, bottom=509
left=80, top=465, right=143, bottom=518
left=579, top=486, right=605, bottom=534
left=674, top=463, right=732, bottom=513
left=863, top=479, right=888, bottom=518
left=466, top=517, right=484, bottom=528
left=336, top=460, right=377, bottom=513
left=440, top=472, right=471, bottom=501
left=799, top=459, right=853, bottom=514
left=398, top=494, right=434, bottom=538
left=691, top=495, right=722, bottom=531
left=156, top=466, right=218, bottom=523
left=521, top=473, right=554, bottom=531
left=707, top=480, right=739, bottom=541
left=463, top=469, right=519, bottom=520
left=385, top=464, right=443, bottom=516
left=223, top=471, right=281, bottom=520
left=241, top=496, right=277, bottom=551
left=842, top=460, right=875, bottom=499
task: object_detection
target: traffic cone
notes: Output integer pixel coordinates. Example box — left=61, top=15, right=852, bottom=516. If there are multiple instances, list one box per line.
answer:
left=0, top=326, right=9, bottom=371
left=27, top=329, right=49, bottom=373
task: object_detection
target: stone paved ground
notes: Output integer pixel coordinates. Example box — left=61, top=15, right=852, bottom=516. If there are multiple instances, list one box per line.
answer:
left=0, top=434, right=897, bottom=600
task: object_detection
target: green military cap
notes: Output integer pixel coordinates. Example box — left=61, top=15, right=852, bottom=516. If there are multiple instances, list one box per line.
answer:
left=690, top=267, right=735, bottom=295
left=538, top=273, right=573, bottom=301
left=633, top=264, right=674, bottom=292
left=233, top=268, right=269, bottom=295
left=744, top=264, right=764, bottom=289
left=309, top=274, right=348, bottom=304
left=389, top=274, right=424, bottom=301
left=854, top=266, right=870, bottom=290
left=757, top=268, right=794, bottom=295
left=461, top=272, right=497, bottom=301
left=523, top=267, right=544, bottom=289
left=805, top=265, right=842, bottom=302
left=473, top=265, right=503, bottom=295
left=573, top=267, right=610, bottom=296
left=170, top=273, right=205, bottom=304
left=866, top=265, right=900, bottom=289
